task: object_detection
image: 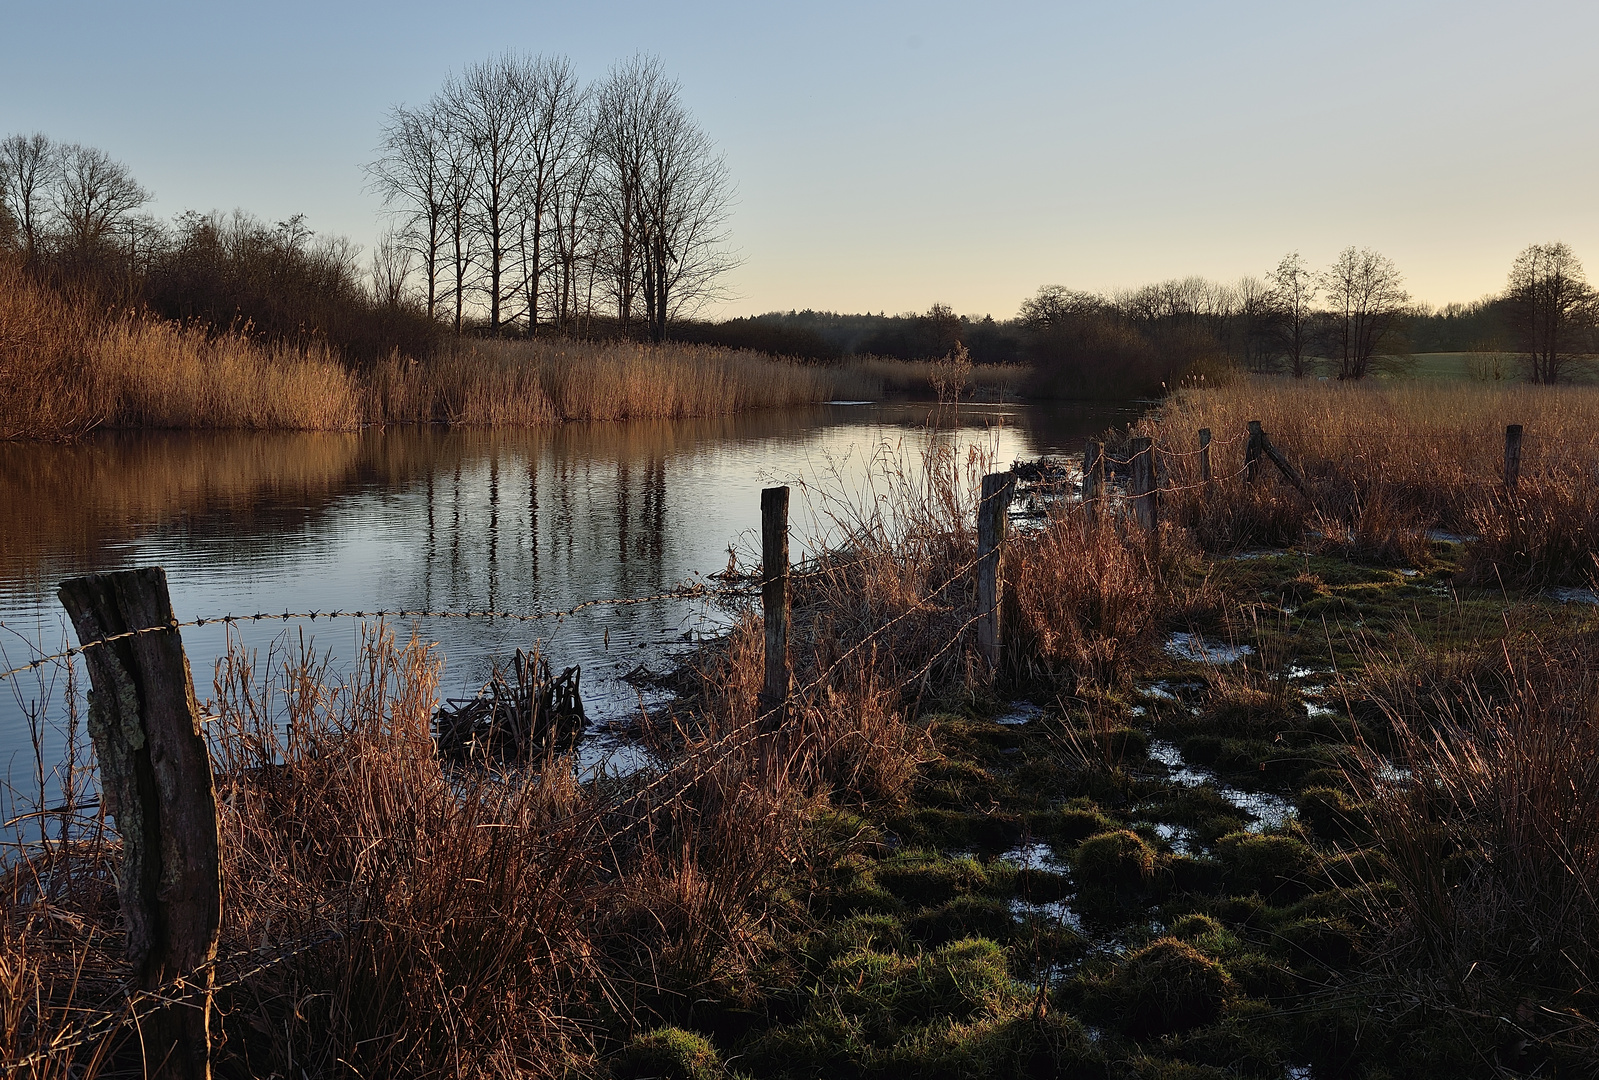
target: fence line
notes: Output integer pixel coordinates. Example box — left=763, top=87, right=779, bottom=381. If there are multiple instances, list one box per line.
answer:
left=0, top=415, right=1565, bottom=1068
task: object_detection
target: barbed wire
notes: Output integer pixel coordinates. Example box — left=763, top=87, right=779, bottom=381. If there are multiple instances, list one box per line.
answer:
left=2, top=928, right=343, bottom=1071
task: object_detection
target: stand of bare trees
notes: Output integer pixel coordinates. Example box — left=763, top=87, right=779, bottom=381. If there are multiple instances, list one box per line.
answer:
left=369, top=52, right=736, bottom=341
left=1505, top=242, right=1596, bottom=384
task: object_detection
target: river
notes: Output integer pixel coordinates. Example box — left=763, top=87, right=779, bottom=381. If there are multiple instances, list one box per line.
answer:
left=0, top=400, right=1133, bottom=822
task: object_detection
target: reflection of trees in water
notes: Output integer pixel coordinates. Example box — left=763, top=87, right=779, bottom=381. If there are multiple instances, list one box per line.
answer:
left=0, top=410, right=844, bottom=582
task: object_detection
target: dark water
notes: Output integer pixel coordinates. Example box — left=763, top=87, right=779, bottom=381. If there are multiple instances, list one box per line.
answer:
left=0, top=401, right=1133, bottom=816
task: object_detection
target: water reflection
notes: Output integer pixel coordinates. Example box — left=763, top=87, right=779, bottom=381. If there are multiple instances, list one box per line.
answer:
left=0, top=401, right=1134, bottom=808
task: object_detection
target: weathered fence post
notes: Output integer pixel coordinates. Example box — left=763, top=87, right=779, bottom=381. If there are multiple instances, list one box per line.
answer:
left=1199, top=428, right=1213, bottom=485
left=1082, top=439, right=1105, bottom=530
left=57, top=568, right=220, bottom=1080
left=1130, top=437, right=1158, bottom=531
left=1505, top=423, right=1523, bottom=492
left=1245, top=420, right=1264, bottom=484
left=759, top=487, right=791, bottom=725
left=977, top=471, right=1015, bottom=673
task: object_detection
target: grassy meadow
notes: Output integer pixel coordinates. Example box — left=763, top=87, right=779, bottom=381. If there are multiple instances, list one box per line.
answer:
left=6, top=377, right=1599, bottom=1077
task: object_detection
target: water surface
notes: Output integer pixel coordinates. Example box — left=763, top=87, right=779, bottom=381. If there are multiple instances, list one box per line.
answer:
left=0, top=401, right=1132, bottom=815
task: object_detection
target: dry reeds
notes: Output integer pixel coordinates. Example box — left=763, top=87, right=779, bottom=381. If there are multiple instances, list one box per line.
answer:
left=1152, top=378, right=1599, bottom=584
left=1353, top=631, right=1599, bottom=1045
left=1, top=265, right=889, bottom=440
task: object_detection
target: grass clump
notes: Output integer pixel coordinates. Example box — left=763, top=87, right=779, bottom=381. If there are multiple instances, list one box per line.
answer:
left=1074, top=829, right=1157, bottom=892
left=1084, top=937, right=1236, bottom=1037
left=612, top=1027, right=723, bottom=1080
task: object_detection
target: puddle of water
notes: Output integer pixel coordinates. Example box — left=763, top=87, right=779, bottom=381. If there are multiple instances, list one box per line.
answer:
left=1143, top=682, right=1180, bottom=702
left=825, top=400, right=875, bottom=406
left=1152, top=822, right=1197, bottom=855
left=995, top=702, right=1046, bottom=726
left=1226, top=550, right=1288, bottom=561
left=1148, top=739, right=1294, bottom=831
left=574, top=736, right=660, bottom=783
left=1425, top=529, right=1477, bottom=543
left=1008, top=896, right=1084, bottom=934
left=1397, top=568, right=1422, bottom=578
left=1000, top=841, right=1069, bottom=872
left=1548, top=587, right=1599, bottom=605
left=1164, top=633, right=1254, bottom=665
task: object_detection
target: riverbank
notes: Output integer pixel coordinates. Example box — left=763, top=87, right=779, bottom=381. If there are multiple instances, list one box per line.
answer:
left=5, top=383, right=1597, bottom=1076
left=0, top=265, right=1025, bottom=440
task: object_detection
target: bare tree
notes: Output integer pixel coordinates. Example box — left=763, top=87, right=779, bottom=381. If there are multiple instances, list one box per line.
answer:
left=1267, top=251, right=1317, bottom=377
left=53, top=143, right=150, bottom=261
left=512, top=55, right=587, bottom=335
left=594, top=55, right=735, bottom=342
left=368, top=104, right=449, bottom=320
left=1232, top=276, right=1278, bottom=373
left=442, top=54, right=539, bottom=332
left=1505, top=242, right=1595, bottom=384
left=0, top=133, right=59, bottom=260
left=370, top=227, right=415, bottom=309
left=1318, top=246, right=1409, bottom=380
left=549, top=105, right=601, bottom=332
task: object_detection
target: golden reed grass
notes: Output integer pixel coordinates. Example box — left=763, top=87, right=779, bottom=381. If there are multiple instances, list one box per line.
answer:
left=1148, top=377, right=1599, bottom=584
left=0, top=265, right=884, bottom=439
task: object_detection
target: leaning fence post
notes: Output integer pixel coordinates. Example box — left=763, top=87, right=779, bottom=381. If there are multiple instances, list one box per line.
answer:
left=1199, top=428, right=1213, bottom=485
left=1245, top=420, right=1264, bottom=484
left=1505, top=424, right=1523, bottom=492
left=1082, top=439, right=1105, bottom=530
left=1130, top=437, right=1158, bottom=531
left=759, top=486, right=791, bottom=725
left=977, top=471, right=1015, bottom=673
left=57, top=568, right=220, bottom=1080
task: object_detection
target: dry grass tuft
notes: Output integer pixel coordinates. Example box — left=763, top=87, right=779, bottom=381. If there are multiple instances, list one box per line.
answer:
left=1354, top=630, right=1599, bottom=1044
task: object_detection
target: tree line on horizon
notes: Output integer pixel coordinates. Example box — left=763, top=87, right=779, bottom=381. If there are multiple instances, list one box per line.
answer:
left=2, top=115, right=1592, bottom=396
left=688, top=245, right=1597, bottom=396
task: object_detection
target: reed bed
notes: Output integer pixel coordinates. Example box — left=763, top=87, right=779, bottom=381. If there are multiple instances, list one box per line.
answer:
left=0, top=266, right=882, bottom=440
left=1350, top=628, right=1599, bottom=1060
left=1150, top=378, right=1599, bottom=585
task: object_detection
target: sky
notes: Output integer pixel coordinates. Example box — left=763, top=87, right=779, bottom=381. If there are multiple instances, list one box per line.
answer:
left=4, top=0, right=1597, bottom=319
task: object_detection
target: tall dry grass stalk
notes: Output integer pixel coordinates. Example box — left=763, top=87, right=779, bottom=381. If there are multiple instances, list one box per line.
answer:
left=1353, top=631, right=1599, bottom=1052
left=1152, top=378, right=1599, bottom=583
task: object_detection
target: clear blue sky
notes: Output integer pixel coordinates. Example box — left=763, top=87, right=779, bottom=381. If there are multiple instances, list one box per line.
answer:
left=5, top=0, right=1596, bottom=318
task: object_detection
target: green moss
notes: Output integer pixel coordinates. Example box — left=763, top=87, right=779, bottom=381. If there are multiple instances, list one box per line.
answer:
left=1214, top=832, right=1314, bottom=900
left=880, top=1013, right=1105, bottom=1080
left=1280, top=916, right=1360, bottom=968
left=1169, top=913, right=1223, bottom=941
left=906, top=896, right=1018, bottom=947
left=875, top=853, right=990, bottom=907
left=613, top=1027, right=722, bottom=1080
left=1033, top=802, right=1116, bottom=845
left=819, top=914, right=906, bottom=960
left=1075, top=830, right=1156, bottom=889
left=1085, top=937, right=1236, bottom=1037
left=1296, top=786, right=1369, bottom=843
left=819, top=938, right=1022, bottom=1038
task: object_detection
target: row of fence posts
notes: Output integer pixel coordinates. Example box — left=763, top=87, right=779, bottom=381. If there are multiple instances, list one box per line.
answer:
left=47, top=416, right=1534, bottom=1074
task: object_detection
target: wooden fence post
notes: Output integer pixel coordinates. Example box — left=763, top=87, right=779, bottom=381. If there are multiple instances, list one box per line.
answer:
left=977, top=471, right=1015, bottom=673
left=1199, top=428, right=1212, bottom=485
left=57, top=568, right=220, bottom=1080
left=759, top=487, right=791, bottom=725
left=1130, top=437, right=1157, bottom=531
left=1245, top=420, right=1264, bottom=484
left=1505, top=424, right=1523, bottom=492
left=1082, top=439, right=1104, bottom=530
